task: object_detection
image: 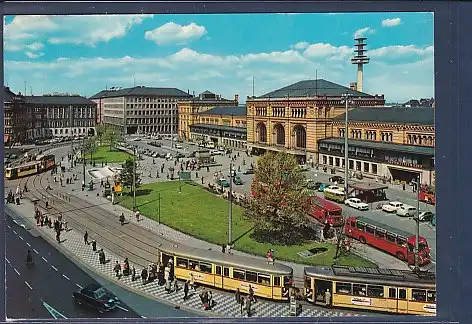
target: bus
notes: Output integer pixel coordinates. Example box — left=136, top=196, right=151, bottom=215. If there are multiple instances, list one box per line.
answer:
left=157, top=242, right=293, bottom=300
left=308, top=196, right=344, bottom=227
left=419, top=185, right=435, bottom=205
left=304, top=265, right=436, bottom=315
left=323, top=187, right=346, bottom=203
left=345, top=216, right=431, bottom=265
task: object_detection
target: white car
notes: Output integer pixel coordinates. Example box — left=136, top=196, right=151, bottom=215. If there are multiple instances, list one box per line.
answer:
left=396, top=205, right=417, bottom=217
left=210, top=150, right=223, bottom=156
left=326, top=185, right=344, bottom=192
left=382, top=201, right=404, bottom=213
left=345, top=198, right=369, bottom=211
left=175, top=144, right=183, bottom=149
left=132, top=138, right=141, bottom=141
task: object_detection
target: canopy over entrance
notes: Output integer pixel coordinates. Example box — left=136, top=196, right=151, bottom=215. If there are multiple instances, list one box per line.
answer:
left=349, top=182, right=388, bottom=203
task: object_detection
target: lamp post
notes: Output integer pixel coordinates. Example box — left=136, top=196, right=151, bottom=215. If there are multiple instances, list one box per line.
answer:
left=158, top=191, right=161, bottom=225
left=82, top=137, right=86, bottom=189
left=341, top=92, right=352, bottom=200
left=133, top=146, right=137, bottom=212
left=228, top=162, right=235, bottom=245
left=414, top=174, right=421, bottom=273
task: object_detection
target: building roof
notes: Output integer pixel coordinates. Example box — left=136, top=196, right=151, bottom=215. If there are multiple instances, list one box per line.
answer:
left=319, top=137, right=435, bottom=156
left=257, top=79, right=375, bottom=99
left=200, top=106, right=247, bottom=116
left=89, top=86, right=192, bottom=99
left=4, top=86, right=24, bottom=102
left=25, top=95, right=96, bottom=105
left=350, top=182, right=388, bottom=191
left=190, top=123, right=247, bottom=134
left=201, top=90, right=214, bottom=95
left=333, top=106, right=434, bottom=125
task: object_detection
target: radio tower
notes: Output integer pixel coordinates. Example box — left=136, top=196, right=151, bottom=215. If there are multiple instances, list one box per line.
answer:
left=351, top=37, right=370, bottom=93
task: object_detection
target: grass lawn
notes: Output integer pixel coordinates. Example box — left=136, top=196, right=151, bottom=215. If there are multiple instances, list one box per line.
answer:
left=84, top=145, right=132, bottom=164
left=118, top=181, right=376, bottom=268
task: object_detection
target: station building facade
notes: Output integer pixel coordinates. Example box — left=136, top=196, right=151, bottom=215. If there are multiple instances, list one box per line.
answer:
left=177, top=90, right=239, bottom=139
left=318, top=107, right=435, bottom=186
left=189, top=105, right=247, bottom=149
left=245, top=79, right=385, bottom=163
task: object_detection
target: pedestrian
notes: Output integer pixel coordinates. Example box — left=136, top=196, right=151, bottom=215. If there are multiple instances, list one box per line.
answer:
left=56, top=230, right=61, bottom=243
left=141, top=268, right=148, bottom=284
left=135, top=210, right=140, bottom=222
left=183, top=280, right=189, bottom=300
left=201, top=176, right=204, bottom=184
left=91, top=240, right=97, bottom=252
left=190, top=273, right=197, bottom=291
left=267, top=249, right=274, bottom=264
left=84, top=231, right=89, bottom=245
left=165, top=278, right=172, bottom=294
left=222, top=244, right=226, bottom=253
left=172, top=278, right=179, bottom=292
left=114, top=261, right=122, bottom=278
left=240, top=296, right=245, bottom=315
left=131, top=265, right=136, bottom=281
left=325, top=289, right=331, bottom=308
left=235, top=288, right=241, bottom=304
left=246, top=295, right=252, bottom=317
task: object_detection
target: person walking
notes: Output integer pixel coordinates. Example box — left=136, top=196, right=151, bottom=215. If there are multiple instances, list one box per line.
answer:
left=183, top=280, right=189, bottom=301
left=325, top=289, right=331, bottom=308
left=84, top=231, right=89, bottom=245
left=131, top=265, right=136, bottom=281
left=190, top=273, right=197, bottom=291
left=235, top=288, right=241, bottom=305
left=240, top=296, right=245, bottom=315
left=141, top=268, right=148, bottom=285
left=91, top=240, right=97, bottom=252
left=114, top=261, right=122, bottom=278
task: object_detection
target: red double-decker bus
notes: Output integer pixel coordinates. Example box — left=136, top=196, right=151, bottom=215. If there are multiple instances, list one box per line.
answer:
left=345, top=216, right=431, bottom=266
left=308, top=196, right=344, bottom=227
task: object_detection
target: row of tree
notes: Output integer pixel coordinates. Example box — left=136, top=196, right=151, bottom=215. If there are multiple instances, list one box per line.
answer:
left=82, top=124, right=123, bottom=158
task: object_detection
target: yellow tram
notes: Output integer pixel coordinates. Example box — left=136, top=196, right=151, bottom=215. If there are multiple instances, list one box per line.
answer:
left=5, top=154, right=55, bottom=180
left=304, top=266, right=436, bottom=315
left=157, top=242, right=293, bottom=300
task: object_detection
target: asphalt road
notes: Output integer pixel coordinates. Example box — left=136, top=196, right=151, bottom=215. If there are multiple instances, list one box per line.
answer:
left=5, top=214, right=193, bottom=319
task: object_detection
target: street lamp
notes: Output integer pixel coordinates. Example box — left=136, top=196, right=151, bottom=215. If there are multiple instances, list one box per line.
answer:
left=341, top=92, right=353, bottom=200
left=133, top=146, right=137, bottom=212
left=228, top=162, right=235, bottom=245
left=413, top=174, right=421, bottom=273
left=82, top=137, right=86, bottom=190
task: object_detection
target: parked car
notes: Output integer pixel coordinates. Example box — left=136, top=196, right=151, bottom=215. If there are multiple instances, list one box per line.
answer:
left=132, top=138, right=141, bottom=141
left=216, top=178, right=230, bottom=188
left=419, top=211, right=435, bottom=222
left=345, top=198, right=369, bottom=211
left=318, top=183, right=329, bottom=192
left=233, top=175, right=243, bottom=185
left=382, top=201, right=404, bottom=213
left=396, top=205, right=417, bottom=217
left=73, top=283, right=119, bottom=313
left=174, top=153, right=185, bottom=159
left=175, top=144, right=183, bottom=149
left=329, top=175, right=345, bottom=184
left=243, top=168, right=254, bottom=175
left=431, top=214, right=436, bottom=226
left=210, top=150, right=223, bottom=156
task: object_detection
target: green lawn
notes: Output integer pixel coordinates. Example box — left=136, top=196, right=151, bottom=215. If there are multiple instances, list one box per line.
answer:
left=84, top=145, right=132, bottom=164
left=118, top=181, right=376, bottom=268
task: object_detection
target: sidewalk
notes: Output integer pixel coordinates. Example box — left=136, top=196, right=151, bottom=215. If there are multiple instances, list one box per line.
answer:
left=6, top=200, right=362, bottom=318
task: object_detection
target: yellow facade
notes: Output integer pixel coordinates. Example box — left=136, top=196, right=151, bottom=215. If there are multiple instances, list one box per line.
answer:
left=246, top=96, right=385, bottom=160
left=198, top=113, right=246, bottom=128
left=178, top=94, right=238, bottom=139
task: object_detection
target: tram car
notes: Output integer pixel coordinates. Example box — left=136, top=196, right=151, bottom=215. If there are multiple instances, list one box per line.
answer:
left=303, top=266, right=436, bottom=315
left=5, top=154, right=55, bottom=180
left=157, top=242, right=293, bottom=301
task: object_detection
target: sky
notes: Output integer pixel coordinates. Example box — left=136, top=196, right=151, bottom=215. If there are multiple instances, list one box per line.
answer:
left=3, top=12, right=434, bottom=103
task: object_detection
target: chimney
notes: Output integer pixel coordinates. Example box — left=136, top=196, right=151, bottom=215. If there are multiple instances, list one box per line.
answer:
left=193, top=91, right=195, bottom=97
left=187, top=89, right=190, bottom=94
left=235, top=94, right=239, bottom=103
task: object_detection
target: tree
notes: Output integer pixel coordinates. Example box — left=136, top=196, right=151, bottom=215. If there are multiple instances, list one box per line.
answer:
left=119, top=157, right=141, bottom=193
left=96, top=124, right=107, bottom=146
left=82, top=136, right=98, bottom=163
left=103, top=128, right=122, bottom=151
left=243, top=152, right=313, bottom=245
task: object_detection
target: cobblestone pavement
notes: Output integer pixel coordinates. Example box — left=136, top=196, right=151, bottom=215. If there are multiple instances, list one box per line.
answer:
left=6, top=201, right=365, bottom=318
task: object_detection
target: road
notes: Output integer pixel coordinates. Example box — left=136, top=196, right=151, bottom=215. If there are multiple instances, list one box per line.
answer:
left=5, top=214, right=193, bottom=319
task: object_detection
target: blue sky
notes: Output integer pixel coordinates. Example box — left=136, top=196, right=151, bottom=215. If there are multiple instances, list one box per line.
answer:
left=4, top=12, right=433, bottom=103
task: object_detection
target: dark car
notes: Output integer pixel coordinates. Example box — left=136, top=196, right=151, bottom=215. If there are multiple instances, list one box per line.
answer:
left=419, top=211, right=435, bottom=222
left=329, top=175, right=344, bottom=184
left=73, top=283, right=119, bottom=313
left=174, top=153, right=185, bottom=159
left=243, top=168, right=255, bottom=175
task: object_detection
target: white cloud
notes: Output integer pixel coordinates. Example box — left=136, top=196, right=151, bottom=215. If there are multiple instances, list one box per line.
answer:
left=354, top=27, right=375, bottom=38
left=303, top=43, right=352, bottom=60
left=144, top=22, right=207, bottom=45
left=369, top=45, right=434, bottom=58
left=292, top=41, right=310, bottom=50
left=25, top=51, right=44, bottom=59
left=382, top=18, right=402, bottom=27
left=4, top=15, right=153, bottom=51
left=25, top=42, right=45, bottom=51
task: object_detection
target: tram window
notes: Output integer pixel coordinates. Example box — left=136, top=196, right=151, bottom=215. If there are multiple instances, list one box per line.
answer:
left=388, top=288, right=396, bottom=298
left=188, top=260, right=199, bottom=270
left=223, top=267, right=230, bottom=277
left=246, top=271, right=258, bottom=283
left=216, top=266, right=222, bottom=275
left=176, top=258, right=188, bottom=268
left=258, top=274, right=271, bottom=285
left=284, top=276, right=293, bottom=287
left=367, top=285, right=384, bottom=298
left=399, top=289, right=407, bottom=300
left=199, top=262, right=212, bottom=274
left=386, top=233, right=397, bottom=243
left=366, top=225, right=375, bottom=235
left=375, top=229, right=386, bottom=239
left=427, top=290, right=436, bottom=302
left=411, top=289, right=427, bottom=301
left=397, top=237, right=407, bottom=246
left=335, top=282, right=352, bottom=294
left=304, top=277, right=311, bottom=288
left=353, top=284, right=367, bottom=296
left=274, top=277, right=281, bottom=287
left=357, top=222, right=366, bottom=231
left=349, top=220, right=356, bottom=227
left=233, top=269, right=246, bottom=280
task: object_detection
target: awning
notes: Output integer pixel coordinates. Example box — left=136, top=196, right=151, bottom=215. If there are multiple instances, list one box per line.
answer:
left=4, top=135, right=9, bottom=144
